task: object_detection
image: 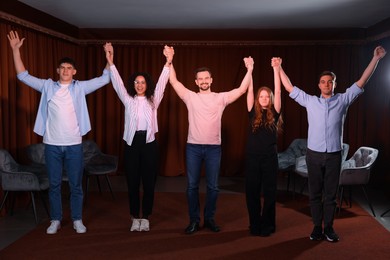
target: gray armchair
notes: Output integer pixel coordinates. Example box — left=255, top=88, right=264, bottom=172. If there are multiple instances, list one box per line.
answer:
left=338, top=146, right=379, bottom=216
left=82, top=140, right=118, bottom=205
left=0, top=149, right=49, bottom=223
left=294, top=143, right=349, bottom=194
left=26, top=143, right=69, bottom=182
left=278, top=138, right=307, bottom=191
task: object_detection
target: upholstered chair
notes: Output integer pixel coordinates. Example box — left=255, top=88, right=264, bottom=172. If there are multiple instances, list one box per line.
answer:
left=338, top=146, right=379, bottom=216
left=82, top=140, right=118, bottom=205
left=0, top=149, right=49, bottom=223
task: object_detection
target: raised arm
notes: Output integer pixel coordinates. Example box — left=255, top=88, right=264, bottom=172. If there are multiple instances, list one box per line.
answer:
left=7, top=31, right=26, bottom=74
left=278, top=60, right=294, bottom=93
left=227, top=56, right=254, bottom=104
left=355, top=46, right=386, bottom=88
left=246, top=77, right=254, bottom=112
left=163, top=45, right=174, bottom=67
left=153, top=45, right=175, bottom=105
left=104, top=42, right=114, bottom=68
left=271, top=57, right=282, bottom=113
left=167, top=47, right=189, bottom=99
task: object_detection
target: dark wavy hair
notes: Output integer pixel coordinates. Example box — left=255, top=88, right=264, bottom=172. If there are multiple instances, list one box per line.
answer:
left=252, top=86, right=283, bottom=134
left=127, top=72, right=156, bottom=103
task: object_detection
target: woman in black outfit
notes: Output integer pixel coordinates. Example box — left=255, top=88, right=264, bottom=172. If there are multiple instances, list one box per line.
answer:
left=245, top=57, right=283, bottom=236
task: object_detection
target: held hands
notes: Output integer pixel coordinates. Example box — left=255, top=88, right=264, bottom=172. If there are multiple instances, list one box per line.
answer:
left=7, top=31, right=25, bottom=50
left=271, top=57, right=282, bottom=68
left=164, top=45, right=174, bottom=64
left=374, top=46, right=386, bottom=60
left=104, top=42, right=114, bottom=65
left=243, top=56, right=254, bottom=70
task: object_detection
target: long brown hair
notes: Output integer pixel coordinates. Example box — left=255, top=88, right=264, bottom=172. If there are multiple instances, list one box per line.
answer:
left=252, top=86, right=283, bottom=133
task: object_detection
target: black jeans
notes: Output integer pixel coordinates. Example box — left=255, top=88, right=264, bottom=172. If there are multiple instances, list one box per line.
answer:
left=306, top=148, right=342, bottom=228
left=245, top=152, right=278, bottom=233
left=124, top=132, right=158, bottom=219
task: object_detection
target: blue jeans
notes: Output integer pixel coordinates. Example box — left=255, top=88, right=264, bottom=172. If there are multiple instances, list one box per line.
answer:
left=45, top=144, right=84, bottom=221
left=186, top=143, right=221, bottom=223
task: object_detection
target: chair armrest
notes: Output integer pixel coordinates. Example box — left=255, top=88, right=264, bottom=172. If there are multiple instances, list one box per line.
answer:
left=339, top=168, right=371, bottom=185
left=1, top=170, right=42, bottom=191
left=294, top=155, right=308, bottom=177
left=85, top=154, right=118, bottom=175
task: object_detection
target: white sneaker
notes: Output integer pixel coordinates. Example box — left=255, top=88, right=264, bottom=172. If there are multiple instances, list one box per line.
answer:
left=73, top=220, right=87, bottom=234
left=139, top=219, right=150, bottom=232
left=46, top=220, right=61, bottom=234
left=130, top=219, right=140, bottom=231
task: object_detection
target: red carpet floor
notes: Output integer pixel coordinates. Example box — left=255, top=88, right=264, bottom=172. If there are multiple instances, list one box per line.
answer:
left=1, top=191, right=389, bottom=259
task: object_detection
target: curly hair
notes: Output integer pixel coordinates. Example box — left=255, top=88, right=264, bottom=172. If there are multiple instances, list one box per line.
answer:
left=252, top=86, right=283, bottom=133
left=127, top=72, right=156, bottom=106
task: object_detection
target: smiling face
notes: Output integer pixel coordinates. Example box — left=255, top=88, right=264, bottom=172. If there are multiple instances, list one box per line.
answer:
left=195, top=71, right=213, bottom=92
left=134, top=75, right=147, bottom=96
left=57, top=63, right=77, bottom=84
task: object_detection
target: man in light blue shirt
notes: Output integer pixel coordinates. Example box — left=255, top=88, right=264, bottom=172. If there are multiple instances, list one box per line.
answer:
left=275, top=45, right=386, bottom=242
left=7, top=30, right=111, bottom=235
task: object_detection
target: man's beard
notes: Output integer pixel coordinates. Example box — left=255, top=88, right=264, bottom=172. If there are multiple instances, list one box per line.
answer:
left=199, top=84, right=210, bottom=91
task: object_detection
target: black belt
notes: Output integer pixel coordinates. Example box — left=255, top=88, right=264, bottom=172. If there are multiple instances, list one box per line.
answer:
left=135, top=130, right=147, bottom=135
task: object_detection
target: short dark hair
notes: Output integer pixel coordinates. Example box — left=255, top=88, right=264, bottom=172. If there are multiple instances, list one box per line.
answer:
left=319, top=71, right=336, bottom=81
left=194, top=67, right=212, bottom=79
left=58, top=57, right=76, bottom=69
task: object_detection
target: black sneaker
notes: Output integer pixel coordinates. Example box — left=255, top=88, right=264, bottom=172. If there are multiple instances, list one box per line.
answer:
left=309, top=226, right=324, bottom=241
left=324, top=227, right=339, bottom=242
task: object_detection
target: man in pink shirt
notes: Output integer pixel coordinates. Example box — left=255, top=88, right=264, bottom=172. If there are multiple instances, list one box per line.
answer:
left=168, top=47, right=254, bottom=234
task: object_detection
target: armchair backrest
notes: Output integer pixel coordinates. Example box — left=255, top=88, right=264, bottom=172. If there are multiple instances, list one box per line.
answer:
left=341, top=143, right=350, bottom=162
left=82, top=140, right=102, bottom=164
left=0, top=149, right=19, bottom=172
left=26, top=143, right=46, bottom=165
left=343, top=146, right=378, bottom=169
left=339, top=146, right=379, bottom=185
left=278, top=138, right=307, bottom=170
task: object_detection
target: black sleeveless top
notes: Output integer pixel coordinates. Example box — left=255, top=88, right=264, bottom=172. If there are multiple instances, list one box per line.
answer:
left=246, top=108, right=280, bottom=155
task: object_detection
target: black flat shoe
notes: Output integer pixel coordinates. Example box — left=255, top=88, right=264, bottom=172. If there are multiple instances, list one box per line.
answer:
left=185, top=222, right=200, bottom=234
left=204, top=219, right=220, bottom=232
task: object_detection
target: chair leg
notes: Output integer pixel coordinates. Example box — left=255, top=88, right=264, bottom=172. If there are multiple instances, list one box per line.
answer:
left=30, top=192, right=38, bottom=224
left=39, top=191, right=50, bottom=218
left=286, top=171, right=291, bottom=192
left=338, top=186, right=345, bottom=215
left=299, top=178, right=308, bottom=194
left=105, top=175, right=115, bottom=200
left=84, top=175, right=90, bottom=206
left=381, top=208, right=390, bottom=217
left=348, top=187, right=352, bottom=208
left=361, top=186, right=376, bottom=217
left=0, top=191, right=9, bottom=212
left=96, top=175, right=102, bottom=194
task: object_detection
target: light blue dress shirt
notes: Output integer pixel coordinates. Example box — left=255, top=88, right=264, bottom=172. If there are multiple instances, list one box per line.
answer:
left=17, top=69, right=110, bottom=137
left=290, top=83, right=363, bottom=153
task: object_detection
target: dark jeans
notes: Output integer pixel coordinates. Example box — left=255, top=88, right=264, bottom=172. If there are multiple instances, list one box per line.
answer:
left=245, top=152, right=278, bottom=233
left=306, top=148, right=342, bottom=228
left=186, top=143, right=221, bottom=223
left=45, top=144, right=84, bottom=221
left=124, top=132, right=158, bottom=219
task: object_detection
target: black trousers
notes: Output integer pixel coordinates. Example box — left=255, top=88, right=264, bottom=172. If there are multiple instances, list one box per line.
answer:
left=306, top=148, right=342, bottom=228
left=245, top=152, right=278, bottom=233
left=124, top=132, right=158, bottom=219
